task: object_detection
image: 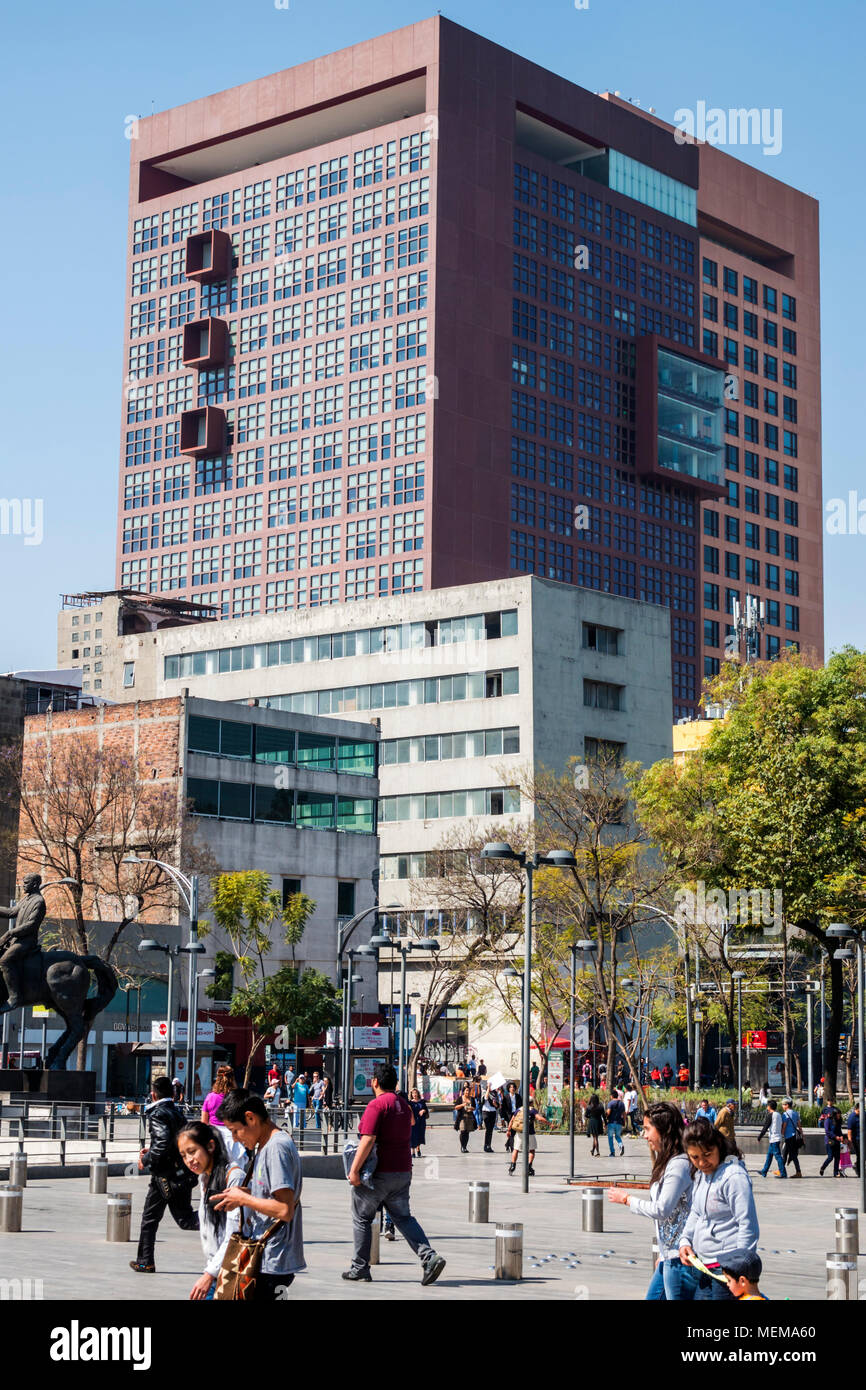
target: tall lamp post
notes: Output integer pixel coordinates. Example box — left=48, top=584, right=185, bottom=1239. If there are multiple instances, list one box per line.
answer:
left=124, top=857, right=200, bottom=1086
left=336, top=902, right=400, bottom=1111
left=481, top=842, right=577, bottom=1195
left=804, top=979, right=817, bottom=1106
left=732, top=971, right=745, bottom=1119
left=190, top=967, right=215, bottom=1106
left=570, top=940, right=596, bottom=1180
left=138, top=938, right=178, bottom=1080
left=369, top=932, right=439, bottom=1091
left=827, top=923, right=865, bottom=1216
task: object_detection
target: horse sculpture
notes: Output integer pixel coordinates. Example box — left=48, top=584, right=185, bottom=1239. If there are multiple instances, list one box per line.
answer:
left=0, top=947, right=117, bottom=1069
left=0, top=876, right=117, bottom=1069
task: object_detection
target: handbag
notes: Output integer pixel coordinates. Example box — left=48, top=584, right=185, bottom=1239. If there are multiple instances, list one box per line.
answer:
left=840, top=1146, right=853, bottom=1172
left=214, top=1149, right=285, bottom=1302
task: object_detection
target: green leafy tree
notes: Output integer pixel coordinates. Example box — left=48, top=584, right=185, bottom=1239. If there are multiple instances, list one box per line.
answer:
left=635, top=648, right=866, bottom=1103
left=201, top=870, right=324, bottom=1084
left=233, top=967, right=341, bottom=1087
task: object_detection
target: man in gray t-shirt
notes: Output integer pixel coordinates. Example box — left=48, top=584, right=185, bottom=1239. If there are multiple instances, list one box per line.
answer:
left=215, top=1090, right=306, bottom=1300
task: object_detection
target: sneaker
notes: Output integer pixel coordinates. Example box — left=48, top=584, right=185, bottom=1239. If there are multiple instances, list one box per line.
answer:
left=384, top=1230, right=396, bottom=1241
left=342, top=1268, right=373, bottom=1282
left=129, top=1260, right=155, bottom=1274
left=619, top=1147, right=625, bottom=1157
left=421, top=1253, right=446, bottom=1287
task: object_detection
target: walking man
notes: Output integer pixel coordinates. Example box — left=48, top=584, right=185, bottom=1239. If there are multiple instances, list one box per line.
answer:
left=130, top=1075, right=198, bottom=1273
left=343, top=1063, right=446, bottom=1286
left=310, top=1071, right=326, bottom=1130
left=606, top=1088, right=626, bottom=1156
left=781, top=1098, right=803, bottom=1177
left=758, top=1100, right=786, bottom=1179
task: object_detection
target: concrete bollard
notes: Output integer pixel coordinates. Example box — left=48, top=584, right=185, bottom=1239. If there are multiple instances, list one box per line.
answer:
left=835, top=1208, right=859, bottom=1258
left=90, top=1157, right=109, bottom=1195
left=369, top=1214, right=381, bottom=1265
left=581, top=1187, right=604, bottom=1233
left=0, top=1186, right=23, bottom=1233
left=9, top=1153, right=27, bottom=1188
left=495, top=1222, right=523, bottom=1280
left=469, top=1181, right=490, bottom=1224
left=826, top=1252, right=858, bottom=1300
left=106, top=1192, right=132, bottom=1243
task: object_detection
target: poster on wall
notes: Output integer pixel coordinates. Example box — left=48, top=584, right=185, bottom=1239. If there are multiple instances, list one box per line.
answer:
left=547, top=1049, right=564, bottom=1105
left=352, top=1056, right=388, bottom=1098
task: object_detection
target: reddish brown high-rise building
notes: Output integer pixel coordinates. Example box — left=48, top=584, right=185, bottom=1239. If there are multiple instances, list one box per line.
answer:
left=116, top=16, right=821, bottom=718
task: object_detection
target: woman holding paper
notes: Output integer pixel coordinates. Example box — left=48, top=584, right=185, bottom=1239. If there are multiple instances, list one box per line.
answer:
left=607, top=1101, right=698, bottom=1300
left=677, top=1118, right=759, bottom=1300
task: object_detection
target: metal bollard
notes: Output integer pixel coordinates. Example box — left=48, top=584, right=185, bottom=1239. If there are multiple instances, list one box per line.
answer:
left=581, top=1187, right=604, bottom=1233
left=494, top=1221, right=523, bottom=1280
left=826, top=1252, right=858, bottom=1300
left=369, top=1213, right=381, bottom=1265
left=468, top=1181, right=490, bottom=1224
left=835, top=1207, right=860, bottom=1258
left=0, top=1186, right=23, bottom=1233
left=106, top=1192, right=132, bottom=1243
left=9, top=1152, right=27, bottom=1188
left=90, top=1156, right=109, bottom=1194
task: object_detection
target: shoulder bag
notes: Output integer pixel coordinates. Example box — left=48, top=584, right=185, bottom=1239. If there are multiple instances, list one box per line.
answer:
left=214, top=1148, right=289, bottom=1301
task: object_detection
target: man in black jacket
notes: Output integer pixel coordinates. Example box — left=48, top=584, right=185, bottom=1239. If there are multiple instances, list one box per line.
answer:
left=130, top=1075, right=198, bottom=1273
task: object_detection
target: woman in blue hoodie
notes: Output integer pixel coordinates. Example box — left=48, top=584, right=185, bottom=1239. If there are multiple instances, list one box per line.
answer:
left=678, top=1118, right=759, bottom=1300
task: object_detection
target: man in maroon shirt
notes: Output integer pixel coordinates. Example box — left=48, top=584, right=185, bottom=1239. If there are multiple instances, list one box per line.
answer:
left=343, top=1062, right=446, bottom=1285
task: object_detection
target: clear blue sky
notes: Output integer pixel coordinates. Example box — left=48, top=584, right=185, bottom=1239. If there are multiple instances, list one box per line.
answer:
left=1, top=0, right=863, bottom=670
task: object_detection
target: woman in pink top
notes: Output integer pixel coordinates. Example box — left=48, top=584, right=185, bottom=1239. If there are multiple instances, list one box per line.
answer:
left=201, top=1064, right=237, bottom=1128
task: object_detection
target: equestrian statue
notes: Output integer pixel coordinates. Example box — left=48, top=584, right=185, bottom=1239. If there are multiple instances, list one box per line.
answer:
left=0, top=874, right=117, bottom=1069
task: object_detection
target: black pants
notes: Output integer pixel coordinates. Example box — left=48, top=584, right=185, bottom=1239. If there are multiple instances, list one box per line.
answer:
left=483, top=1113, right=497, bottom=1150
left=252, top=1273, right=295, bottom=1302
left=136, top=1175, right=199, bottom=1265
left=783, top=1136, right=802, bottom=1174
left=459, top=1129, right=470, bottom=1152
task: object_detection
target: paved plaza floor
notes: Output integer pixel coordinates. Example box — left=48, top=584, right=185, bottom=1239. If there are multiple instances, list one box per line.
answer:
left=1, top=1124, right=861, bottom=1301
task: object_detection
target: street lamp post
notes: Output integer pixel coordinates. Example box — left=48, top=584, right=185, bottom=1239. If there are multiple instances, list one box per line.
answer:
left=190, top=967, right=215, bottom=1106
left=828, top=924, right=865, bottom=1216
left=139, top=939, right=176, bottom=1079
left=123, top=857, right=199, bottom=1086
left=336, top=902, right=400, bottom=1113
left=481, top=842, right=576, bottom=1196
left=369, top=932, right=439, bottom=1092
left=805, top=980, right=815, bottom=1106
left=732, top=972, right=745, bottom=1118
left=571, top=940, right=596, bottom=1180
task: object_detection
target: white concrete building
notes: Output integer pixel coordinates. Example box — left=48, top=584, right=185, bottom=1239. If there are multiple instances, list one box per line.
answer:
left=57, top=575, right=672, bottom=1074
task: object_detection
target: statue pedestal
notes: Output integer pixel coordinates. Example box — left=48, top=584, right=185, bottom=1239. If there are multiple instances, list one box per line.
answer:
left=0, top=1070, right=97, bottom=1103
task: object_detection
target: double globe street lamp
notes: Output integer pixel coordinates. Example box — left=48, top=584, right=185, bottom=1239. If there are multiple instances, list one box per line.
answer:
left=480, top=843, right=577, bottom=1194
left=827, top=923, right=865, bottom=1215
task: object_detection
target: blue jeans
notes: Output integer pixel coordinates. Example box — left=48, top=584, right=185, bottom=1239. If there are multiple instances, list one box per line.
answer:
left=312, top=1098, right=324, bottom=1129
left=608, top=1122, right=623, bottom=1154
left=350, top=1171, right=435, bottom=1274
left=761, top=1141, right=786, bottom=1177
left=646, top=1257, right=700, bottom=1301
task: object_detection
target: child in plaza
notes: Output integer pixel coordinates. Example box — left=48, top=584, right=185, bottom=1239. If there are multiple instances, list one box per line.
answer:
left=720, top=1249, right=769, bottom=1300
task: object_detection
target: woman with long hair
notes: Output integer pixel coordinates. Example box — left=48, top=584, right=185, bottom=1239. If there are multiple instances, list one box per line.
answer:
left=409, top=1087, right=429, bottom=1158
left=584, top=1093, right=605, bottom=1158
left=201, top=1064, right=237, bottom=1127
left=607, top=1101, right=697, bottom=1300
left=677, top=1118, right=758, bottom=1301
left=178, top=1121, right=246, bottom=1300
left=454, top=1083, right=478, bottom=1154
